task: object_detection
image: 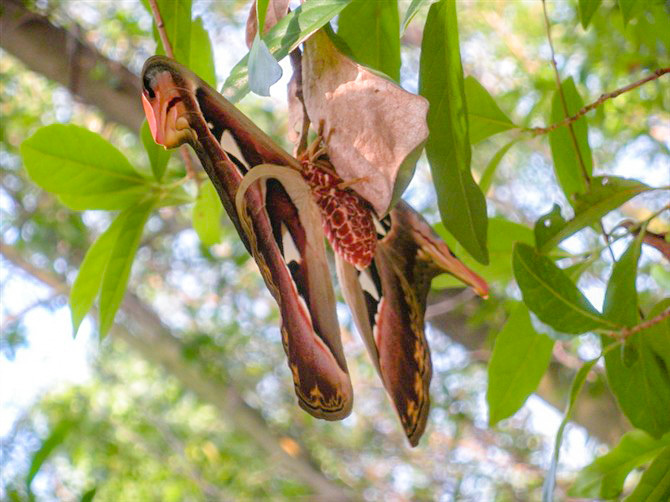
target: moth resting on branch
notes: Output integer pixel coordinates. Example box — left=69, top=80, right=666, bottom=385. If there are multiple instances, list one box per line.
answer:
left=141, top=56, right=488, bottom=446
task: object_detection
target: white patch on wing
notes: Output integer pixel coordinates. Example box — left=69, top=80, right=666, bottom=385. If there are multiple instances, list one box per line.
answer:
left=358, top=268, right=381, bottom=301
left=221, top=130, right=250, bottom=169
left=281, top=223, right=302, bottom=265
left=373, top=298, right=385, bottom=347
left=372, top=215, right=388, bottom=237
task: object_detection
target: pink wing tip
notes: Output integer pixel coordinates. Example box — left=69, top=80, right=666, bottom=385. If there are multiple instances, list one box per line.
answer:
left=141, top=91, right=160, bottom=144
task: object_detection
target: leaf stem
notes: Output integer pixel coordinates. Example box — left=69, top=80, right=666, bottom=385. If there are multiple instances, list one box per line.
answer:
left=2, top=294, right=59, bottom=328
left=541, top=0, right=590, bottom=188
left=602, top=308, right=670, bottom=340
left=148, top=0, right=175, bottom=58
left=542, top=1, right=621, bottom=261
left=526, top=67, right=670, bottom=136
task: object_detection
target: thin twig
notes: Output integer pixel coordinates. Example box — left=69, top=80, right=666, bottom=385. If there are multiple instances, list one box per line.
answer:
left=541, top=0, right=590, bottom=188
left=425, top=289, right=476, bottom=320
left=179, top=146, right=198, bottom=183
left=527, top=67, right=670, bottom=136
left=603, top=308, right=670, bottom=340
left=599, top=221, right=616, bottom=262
left=542, top=0, right=619, bottom=261
left=2, top=294, right=59, bottom=328
left=148, top=0, right=174, bottom=58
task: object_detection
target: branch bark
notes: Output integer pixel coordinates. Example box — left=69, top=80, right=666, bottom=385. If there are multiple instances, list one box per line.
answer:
left=527, top=67, right=670, bottom=136
left=0, top=0, right=144, bottom=131
left=0, top=243, right=350, bottom=501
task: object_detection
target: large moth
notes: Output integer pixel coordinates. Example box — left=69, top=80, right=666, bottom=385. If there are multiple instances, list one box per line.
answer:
left=141, top=56, right=488, bottom=446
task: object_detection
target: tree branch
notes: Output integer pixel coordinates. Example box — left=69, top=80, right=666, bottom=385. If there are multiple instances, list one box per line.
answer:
left=602, top=308, right=670, bottom=340
left=527, top=67, right=670, bottom=136
left=541, top=0, right=590, bottom=187
left=0, top=242, right=350, bottom=501
left=542, top=0, right=618, bottom=262
left=147, top=0, right=175, bottom=58
left=0, top=0, right=144, bottom=131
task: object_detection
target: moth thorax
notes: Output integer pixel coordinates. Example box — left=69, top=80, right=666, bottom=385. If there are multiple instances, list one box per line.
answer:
left=301, top=161, right=376, bottom=269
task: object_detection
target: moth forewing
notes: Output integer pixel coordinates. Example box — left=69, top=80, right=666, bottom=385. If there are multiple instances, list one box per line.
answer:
left=142, top=57, right=353, bottom=421
left=235, top=164, right=341, bottom=341
left=336, top=208, right=433, bottom=446
left=235, top=164, right=353, bottom=419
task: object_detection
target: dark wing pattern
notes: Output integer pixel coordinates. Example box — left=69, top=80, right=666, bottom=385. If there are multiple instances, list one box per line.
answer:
left=141, top=56, right=352, bottom=420
left=337, top=202, right=488, bottom=445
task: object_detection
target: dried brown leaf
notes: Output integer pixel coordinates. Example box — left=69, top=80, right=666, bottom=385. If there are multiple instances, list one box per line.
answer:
left=287, top=50, right=309, bottom=153
left=302, top=29, right=429, bottom=215
left=245, top=0, right=291, bottom=49
left=287, top=74, right=304, bottom=147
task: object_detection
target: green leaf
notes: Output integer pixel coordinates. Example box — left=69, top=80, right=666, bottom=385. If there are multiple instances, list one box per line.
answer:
left=573, top=176, right=651, bottom=222
left=189, top=17, right=217, bottom=88
left=651, top=264, right=670, bottom=292
left=192, top=181, right=222, bottom=247
left=464, top=76, right=516, bottom=143
left=401, top=0, right=432, bottom=34
left=604, top=230, right=644, bottom=327
left=80, top=488, right=97, bottom=502
left=434, top=217, right=533, bottom=289
left=58, top=186, right=150, bottom=211
left=579, top=0, right=602, bottom=29
left=223, top=0, right=352, bottom=102
left=602, top=236, right=670, bottom=438
left=534, top=203, right=567, bottom=251
left=645, top=299, right=670, bottom=371
left=548, top=77, right=593, bottom=203
left=256, top=0, right=271, bottom=31
left=151, top=0, right=192, bottom=65
left=479, top=138, right=519, bottom=194
left=569, top=430, right=670, bottom=499
left=157, top=185, right=193, bottom=208
left=624, top=446, right=670, bottom=502
left=98, top=199, right=155, bottom=337
left=536, top=176, right=651, bottom=252
left=21, top=124, right=144, bottom=195
left=564, top=256, right=597, bottom=281
left=248, top=34, right=283, bottom=96
left=604, top=334, right=670, bottom=438
left=619, top=0, right=641, bottom=26
left=543, top=358, right=598, bottom=502
left=419, top=0, right=488, bottom=264
left=337, top=0, right=401, bottom=81
left=141, top=120, right=172, bottom=181
left=26, top=419, right=75, bottom=491
left=70, top=213, right=127, bottom=336
left=487, top=302, right=554, bottom=426
left=513, top=243, right=615, bottom=334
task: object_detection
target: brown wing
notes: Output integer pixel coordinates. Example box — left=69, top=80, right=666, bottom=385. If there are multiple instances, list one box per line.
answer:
left=141, top=56, right=352, bottom=420
left=337, top=201, right=488, bottom=445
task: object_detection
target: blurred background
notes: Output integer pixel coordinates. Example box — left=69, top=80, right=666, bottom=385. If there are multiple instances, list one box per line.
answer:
left=1, top=0, right=668, bottom=500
